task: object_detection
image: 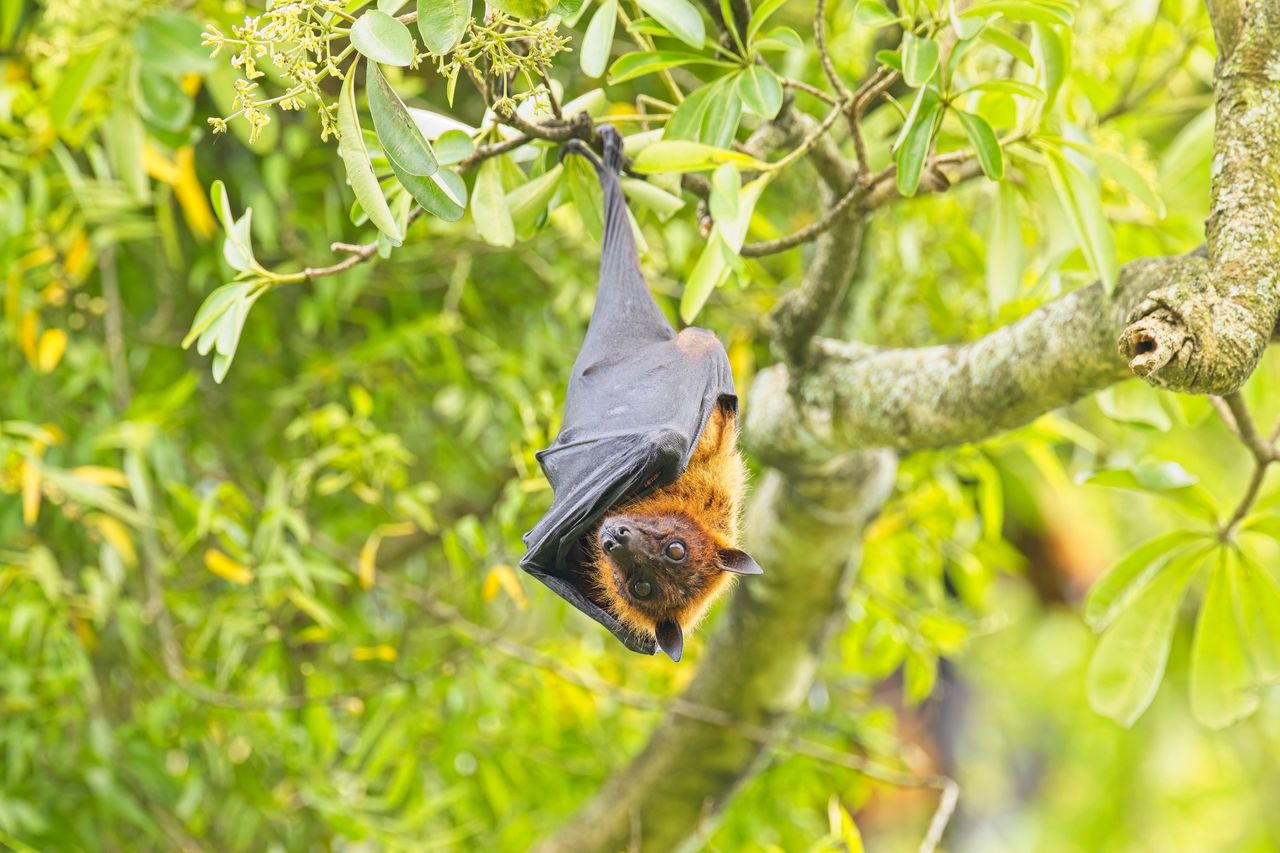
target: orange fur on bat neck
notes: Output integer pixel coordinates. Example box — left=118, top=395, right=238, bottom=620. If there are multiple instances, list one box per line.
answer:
left=586, top=403, right=748, bottom=640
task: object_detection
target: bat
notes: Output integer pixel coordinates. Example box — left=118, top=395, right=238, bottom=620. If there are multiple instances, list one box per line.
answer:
left=519, top=126, right=763, bottom=661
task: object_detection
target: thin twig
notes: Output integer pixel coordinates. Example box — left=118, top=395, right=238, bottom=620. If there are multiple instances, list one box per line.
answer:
left=815, top=0, right=853, bottom=103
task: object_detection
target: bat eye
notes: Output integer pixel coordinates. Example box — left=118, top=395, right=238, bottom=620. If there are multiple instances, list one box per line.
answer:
left=630, top=579, right=654, bottom=599
left=664, top=541, right=687, bottom=562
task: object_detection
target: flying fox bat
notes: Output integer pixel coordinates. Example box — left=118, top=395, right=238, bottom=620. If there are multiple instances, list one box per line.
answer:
left=519, top=126, right=762, bottom=662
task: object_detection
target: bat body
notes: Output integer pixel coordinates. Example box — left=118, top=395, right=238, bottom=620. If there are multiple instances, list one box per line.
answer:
left=519, top=127, right=762, bottom=660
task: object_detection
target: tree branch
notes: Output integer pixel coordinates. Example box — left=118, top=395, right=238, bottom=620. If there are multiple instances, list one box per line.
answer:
left=1118, top=1, right=1280, bottom=394
left=747, top=255, right=1195, bottom=462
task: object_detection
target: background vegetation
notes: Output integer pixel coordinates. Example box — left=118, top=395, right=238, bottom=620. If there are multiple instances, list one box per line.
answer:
left=3, top=0, right=1280, bottom=850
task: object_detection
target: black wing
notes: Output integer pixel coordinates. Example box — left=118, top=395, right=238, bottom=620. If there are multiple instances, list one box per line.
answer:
left=520, top=127, right=736, bottom=654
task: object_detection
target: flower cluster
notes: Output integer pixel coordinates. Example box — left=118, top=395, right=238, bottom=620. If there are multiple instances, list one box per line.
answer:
left=203, top=0, right=351, bottom=143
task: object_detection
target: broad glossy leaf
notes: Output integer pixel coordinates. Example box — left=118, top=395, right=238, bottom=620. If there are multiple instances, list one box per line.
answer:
left=607, top=50, right=732, bottom=84
left=700, top=74, right=743, bottom=147
left=581, top=0, right=617, bottom=78
left=350, top=10, right=416, bottom=66
left=956, top=111, right=1003, bottom=180
left=564, top=154, right=604, bottom=240
left=664, top=80, right=717, bottom=140
left=470, top=158, right=514, bottom=246
left=636, top=0, right=704, bottom=48
left=901, top=33, right=939, bottom=87
left=1190, top=553, right=1259, bottom=729
left=433, top=129, right=475, bottom=165
left=709, top=163, right=740, bottom=225
left=337, top=64, right=403, bottom=243
left=1086, top=548, right=1202, bottom=727
left=853, top=0, right=898, bottom=26
left=963, top=79, right=1044, bottom=99
left=1033, top=22, right=1069, bottom=108
left=631, top=140, right=766, bottom=173
left=1044, top=147, right=1117, bottom=292
left=393, top=161, right=467, bottom=221
left=752, top=26, right=804, bottom=52
left=417, top=0, right=471, bottom=54
left=367, top=63, right=437, bottom=176
left=746, top=0, right=788, bottom=41
left=979, top=26, right=1034, bottom=66
left=134, top=11, right=212, bottom=74
left=962, top=0, right=1073, bottom=26
left=620, top=177, right=685, bottom=221
left=736, top=65, right=782, bottom=119
left=895, top=98, right=942, bottom=197
left=508, top=163, right=564, bottom=237
left=1234, top=556, right=1280, bottom=682
left=1084, top=531, right=1206, bottom=631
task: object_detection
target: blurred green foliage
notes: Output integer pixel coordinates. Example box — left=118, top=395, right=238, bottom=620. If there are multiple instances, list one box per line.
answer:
left=3, top=0, right=1280, bottom=850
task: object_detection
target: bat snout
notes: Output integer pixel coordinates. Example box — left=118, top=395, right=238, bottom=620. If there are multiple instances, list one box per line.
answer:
left=600, top=523, right=633, bottom=554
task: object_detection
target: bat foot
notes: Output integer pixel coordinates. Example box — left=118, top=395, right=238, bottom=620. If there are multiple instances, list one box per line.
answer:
left=560, top=138, right=603, bottom=170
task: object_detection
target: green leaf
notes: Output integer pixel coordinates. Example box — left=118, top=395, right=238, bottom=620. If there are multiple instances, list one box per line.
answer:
left=1054, top=143, right=1166, bottom=218
left=736, top=65, right=782, bottom=119
left=635, top=0, right=704, bottom=48
left=508, top=163, right=564, bottom=237
left=620, top=177, right=685, bottom=221
left=631, top=140, right=766, bottom=173
left=956, top=111, right=1003, bottom=180
left=434, top=129, right=475, bottom=165
left=709, top=163, right=740, bottom=225
left=985, top=180, right=1023, bottom=310
left=350, top=10, right=416, bottom=66
left=470, top=158, right=515, bottom=246
left=417, top=0, right=471, bottom=54
left=699, top=74, right=743, bottom=147
left=367, top=63, right=438, bottom=177
left=680, top=173, right=768, bottom=321
left=392, top=162, right=468, bottom=221
left=895, top=97, right=942, bottom=197
left=136, top=70, right=192, bottom=132
left=901, top=33, right=940, bottom=87
left=1043, top=147, right=1117, bottom=292
left=1096, top=379, right=1173, bottom=430
left=564, top=154, right=605, bottom=240
left=336, top=63, right=403, bottom=243
left=1086, top=548, right=1202, bottom=727
left=962, top=0, right=1073, bottom=26
left=979, top=26, right=1034, bottom=67
left=1190, top=552, right=1259, bottom=729
left=746, top=0, right=788, bottom=41
left=664, top=80, right=718, bottom=140
left=962, top=79, right=1044, bottom=99
left=1234, top=556, right=1280, bottom=683
left=581, top=0, right=617, bottom=78
left=183, top=282, right=253, bottom=350
left=607, top=50, right=732, bottom=84
left=1033, top=22, right=1069, bottom=109
left=853, top=0, right=898, bottom=27
left=752, top=26, right=804, bottom=52
left=50, top=42, right=109, bottom=129
left=133, top=11, right=212, bottom=74
left=1084, top=531, right=1206, bottom=632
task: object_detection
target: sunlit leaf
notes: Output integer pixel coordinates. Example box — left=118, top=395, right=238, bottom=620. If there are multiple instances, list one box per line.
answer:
left=635, top=0, right=704, bottom=48
left=350, top=10, right=416, bottom=66
left=204, top=548, right=254, bottom=585
left=1087, top=547, right=1202, bottom=727
left=367, top=62, right=438, bottom=177
left=417, top=0, right=471, bottom=54
left=1190, top=551, right=1259, bottom=729
left=337, top=61, right=404, bottom=242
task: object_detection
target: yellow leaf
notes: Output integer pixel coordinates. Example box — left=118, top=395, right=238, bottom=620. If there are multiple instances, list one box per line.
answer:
left=352, top=644, right=398, bottom=662
left=204, top=549, right=253, bottom=585
left=64, top=233, right=91, bottom=279
left=72, top=466, right=129, bottom=488
left=295, top=625, right=332, bottom=644
left=86, top=513, right=137, bottom=566
left=179, top=72, right=202, bottom=96
left=18, top=310, right=37, bottom=363
left=357, top=522, right=417, bottom=590
left=72, top=617, right=98, bottom=651
left=20, top=460, right=40, bottom=526
left=484, top=564, right=527, bottom=609
left=36, top=328, right=67, bottom=373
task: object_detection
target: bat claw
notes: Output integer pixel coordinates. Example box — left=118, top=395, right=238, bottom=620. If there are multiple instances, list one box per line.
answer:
left=560, top=137, right=603, bottom=170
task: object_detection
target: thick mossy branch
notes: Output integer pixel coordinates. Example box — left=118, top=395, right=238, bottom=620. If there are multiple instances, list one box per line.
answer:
left=748, top=256, right=1188, bottom=460
left=534, top=453, right=897, bottom=853
left=1120, top=2, right=1280, bottom=394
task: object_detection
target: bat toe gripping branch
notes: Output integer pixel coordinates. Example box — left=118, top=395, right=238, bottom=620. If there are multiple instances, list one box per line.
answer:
left=561, top=125, right=624, bottom=175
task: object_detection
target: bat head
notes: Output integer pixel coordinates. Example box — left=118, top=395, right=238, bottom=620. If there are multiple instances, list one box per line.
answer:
left=591, top=510, right=762, bottom=661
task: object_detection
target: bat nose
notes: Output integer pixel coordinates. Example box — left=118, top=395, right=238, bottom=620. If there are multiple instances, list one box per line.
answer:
left=602, top=524, right=631, bottom=551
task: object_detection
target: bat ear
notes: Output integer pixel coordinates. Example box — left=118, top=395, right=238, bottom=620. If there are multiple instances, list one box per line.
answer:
left=719, top=548, right=764, bottom=576
left=655, top=619, right=684, bottom=662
